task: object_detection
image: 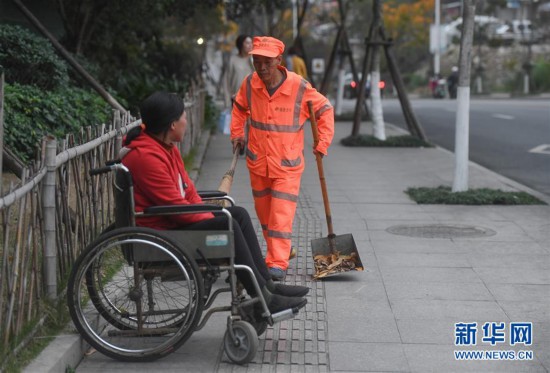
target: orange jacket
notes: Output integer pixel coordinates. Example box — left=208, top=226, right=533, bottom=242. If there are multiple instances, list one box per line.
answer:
left=230, top=66, right=334, bottom=178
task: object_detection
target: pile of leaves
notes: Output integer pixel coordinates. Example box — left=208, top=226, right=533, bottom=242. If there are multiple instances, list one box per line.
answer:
left=313, top=252, right=363, bottom=279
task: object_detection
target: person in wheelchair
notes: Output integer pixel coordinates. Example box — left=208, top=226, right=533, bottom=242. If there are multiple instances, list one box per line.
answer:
left=120, top=91, right=309, bottom=315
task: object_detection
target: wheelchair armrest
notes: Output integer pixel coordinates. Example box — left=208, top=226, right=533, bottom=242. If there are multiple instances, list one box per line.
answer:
left=198, top=190, right=227, bottom=199
left=143, top=204, right=223, bottom=215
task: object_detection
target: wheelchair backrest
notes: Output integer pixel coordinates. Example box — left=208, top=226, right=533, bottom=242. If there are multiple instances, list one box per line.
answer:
left=114, top=168, right=135, bottom=228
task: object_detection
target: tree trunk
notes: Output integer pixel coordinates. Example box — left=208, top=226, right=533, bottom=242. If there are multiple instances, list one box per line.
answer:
left=0, top=72, right=4, bottom=196
left=452, top=0, right=476, bottom=192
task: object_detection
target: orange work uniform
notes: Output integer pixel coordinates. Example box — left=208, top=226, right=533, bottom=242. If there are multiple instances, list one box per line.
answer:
left=230, top=66, right=334, bottom=270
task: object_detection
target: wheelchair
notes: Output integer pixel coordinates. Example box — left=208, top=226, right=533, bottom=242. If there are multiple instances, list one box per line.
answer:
left=67, top=163, right=301, bottom=364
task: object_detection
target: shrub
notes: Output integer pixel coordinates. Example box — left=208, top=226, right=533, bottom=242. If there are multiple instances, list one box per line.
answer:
left=532, top=59, right=550, bottom=92
left=0, top=24, right=69, bottom=90
left=4, top=83, right=112, bottom=163
left=203, top=94, right=219, bottom=132
left=340, top=134, right=433, bottom=147
left=406, top=186, right=545, bottom=205
left=403, top=73, right=427, bottom=91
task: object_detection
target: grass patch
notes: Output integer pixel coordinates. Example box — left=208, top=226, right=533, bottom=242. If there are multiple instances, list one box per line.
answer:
left=406, top=186, right=546, bottom=205
left=1, top=299, right=72, bottom=373
left=341, top=134, right=433, bottom=148
left=182, top=146, right=198, bottom=170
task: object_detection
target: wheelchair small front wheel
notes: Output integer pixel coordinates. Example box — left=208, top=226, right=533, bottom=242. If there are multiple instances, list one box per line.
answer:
left=223, top=320, right=258, bottom=365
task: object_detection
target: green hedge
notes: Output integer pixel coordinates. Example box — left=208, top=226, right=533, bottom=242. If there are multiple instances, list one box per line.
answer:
left=341, top=134, right=433, bottom=147
left=532, top=59, right=550, bottom=92
left=0, top=24, right=69, bottom=91
left=4, top=83, right=112, bottom=163
left=406, top=186, right=545, bottom=205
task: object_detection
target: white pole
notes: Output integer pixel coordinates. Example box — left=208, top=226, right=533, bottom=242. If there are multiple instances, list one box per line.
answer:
left=292, top=0, right=297, bottom=40
left=452, top=87, right=470, bottom=192
left=434, top=0, right=441, bottom=76
left=335, top=68, right=345, bottom=116
left=476, top=75, right=483, bottom=94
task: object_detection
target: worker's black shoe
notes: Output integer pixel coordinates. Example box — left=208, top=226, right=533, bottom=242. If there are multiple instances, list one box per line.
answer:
left=271, top=283, right=309, bottom=297
left=267, top=294, right=307, bottom=314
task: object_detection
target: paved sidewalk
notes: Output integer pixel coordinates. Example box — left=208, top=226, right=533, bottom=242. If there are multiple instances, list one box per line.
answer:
left=31, top=119, right=550, bottom=372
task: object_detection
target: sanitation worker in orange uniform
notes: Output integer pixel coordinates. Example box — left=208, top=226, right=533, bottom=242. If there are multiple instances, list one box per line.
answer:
left=230, top=36, right=334, bottom=281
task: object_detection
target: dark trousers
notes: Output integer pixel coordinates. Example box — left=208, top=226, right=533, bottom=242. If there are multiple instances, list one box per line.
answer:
left=182, top=206, right=271, bottom=294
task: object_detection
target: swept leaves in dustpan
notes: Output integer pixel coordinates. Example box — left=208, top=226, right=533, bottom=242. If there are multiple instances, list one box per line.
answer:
left=313, top=252, right=363, bottom=279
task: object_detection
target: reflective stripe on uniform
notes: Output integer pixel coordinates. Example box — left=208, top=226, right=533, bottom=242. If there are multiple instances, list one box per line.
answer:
left=234, top=100, right=246, bottom=112
left=250, top=120, right=303, bottom=133
left=268, top=229, right=292, bottom=239
left=293, top=79, right=308, bottom=125
left=271, top=189, right=298, bottom=202
left=315, top=103, right=332, bottom=119
left=252, top=188, right=271, bottom=198
left=252, top=188, right=298, bottom=202
left=246, top=74, right=253, bottom=113
left=246, top=148, right=257, bottom=160
left=281, top=157, right=301, bottom=167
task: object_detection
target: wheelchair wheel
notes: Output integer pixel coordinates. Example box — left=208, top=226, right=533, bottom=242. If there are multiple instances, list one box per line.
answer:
left=68, top=227, right=204, bottom=362
left=223, top=320, right=258, bottom=365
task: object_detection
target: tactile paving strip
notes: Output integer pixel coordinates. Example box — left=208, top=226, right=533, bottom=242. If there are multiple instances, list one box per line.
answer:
left=217, top=187, right=329, bottom=372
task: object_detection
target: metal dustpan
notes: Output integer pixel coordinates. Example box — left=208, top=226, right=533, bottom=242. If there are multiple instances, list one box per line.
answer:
left=311, top=234, right=364, bottom=279
left=307, top=101, right=364, bottom=279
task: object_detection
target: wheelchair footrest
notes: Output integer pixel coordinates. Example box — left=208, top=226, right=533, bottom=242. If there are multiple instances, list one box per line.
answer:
left=271, top=308, right=297, bottom=324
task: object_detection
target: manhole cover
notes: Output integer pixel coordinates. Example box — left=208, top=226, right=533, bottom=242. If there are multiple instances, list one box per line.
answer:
left=386, top=224, right=496, bottom=238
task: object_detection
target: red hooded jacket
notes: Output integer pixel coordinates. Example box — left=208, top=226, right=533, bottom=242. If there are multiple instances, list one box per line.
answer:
left=121, top=132, right=213, bottom=229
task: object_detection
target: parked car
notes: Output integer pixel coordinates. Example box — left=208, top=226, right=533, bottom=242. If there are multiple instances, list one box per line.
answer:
left=343, top=73, right=385, bottom=99
left=444, top=15, right=500, bottom=44
left=490, top=20, right=538, bottom=43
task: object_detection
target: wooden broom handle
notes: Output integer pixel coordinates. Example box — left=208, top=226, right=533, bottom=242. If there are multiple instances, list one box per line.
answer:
left=307, top=101, right=335, bottom=237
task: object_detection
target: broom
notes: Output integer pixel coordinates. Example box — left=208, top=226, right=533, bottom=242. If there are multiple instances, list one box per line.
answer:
left=218, top=145, right=240, bottom=194
left=209, top=143, right=241, bottom=207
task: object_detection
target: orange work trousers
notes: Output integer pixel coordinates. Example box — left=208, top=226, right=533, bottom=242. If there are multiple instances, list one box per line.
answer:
left=249, top=172, right=301, bottom=270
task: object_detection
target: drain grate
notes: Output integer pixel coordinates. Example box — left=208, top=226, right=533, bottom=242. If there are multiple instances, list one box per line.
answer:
left=386, top=224, right=496, bottom=238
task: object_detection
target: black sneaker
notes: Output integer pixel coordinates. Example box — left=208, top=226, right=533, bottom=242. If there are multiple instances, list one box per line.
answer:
left=272, top=283, right=309, bottom=297
left=267, top=293, right=307, bottom=314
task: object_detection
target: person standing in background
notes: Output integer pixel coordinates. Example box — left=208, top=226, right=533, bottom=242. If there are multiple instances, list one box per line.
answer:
left=227, top=34, right=254, bottom=99
left=285, top=46, right=308, bottom=80
left=447, top=66, right=459, bottom=99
